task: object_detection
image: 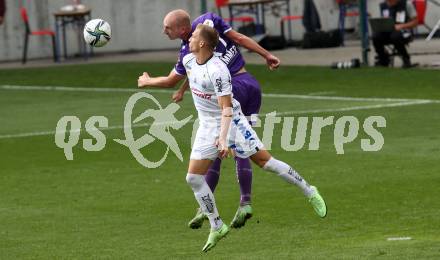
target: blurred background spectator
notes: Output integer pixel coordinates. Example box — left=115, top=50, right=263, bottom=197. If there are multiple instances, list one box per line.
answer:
left=372, top=0, right=418, bottom=68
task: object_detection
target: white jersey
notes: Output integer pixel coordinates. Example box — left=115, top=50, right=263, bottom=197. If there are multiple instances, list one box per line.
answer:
left=182, top=53, right=241, bottom=120
left=184, top=53, right=264, bottom=160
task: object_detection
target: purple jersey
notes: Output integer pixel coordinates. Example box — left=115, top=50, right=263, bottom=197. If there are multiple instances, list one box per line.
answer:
left=174, top=12, right=246, bottom=76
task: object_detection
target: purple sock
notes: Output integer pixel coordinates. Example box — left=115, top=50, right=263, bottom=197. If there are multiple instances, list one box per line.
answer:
left=205, top=158, right=222, bottom=192
left=235, top=157, right=253, bottom=205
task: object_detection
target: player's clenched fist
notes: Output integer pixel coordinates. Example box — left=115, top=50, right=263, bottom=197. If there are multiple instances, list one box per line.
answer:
left=266, top=54, right=280, bottom=70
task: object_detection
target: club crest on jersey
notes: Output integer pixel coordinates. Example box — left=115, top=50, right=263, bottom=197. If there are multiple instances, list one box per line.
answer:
left=203, top=19, right=214, bottom=28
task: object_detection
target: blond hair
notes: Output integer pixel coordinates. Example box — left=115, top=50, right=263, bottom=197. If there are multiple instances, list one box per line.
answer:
left=196, top=24, right=219, bottom=51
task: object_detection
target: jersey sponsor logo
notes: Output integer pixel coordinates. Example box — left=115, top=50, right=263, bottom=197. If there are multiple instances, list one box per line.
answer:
left=191, top=87, right=212, bottom=100
left=216, top=78, right=222, bottom=92
left=219, top=45, right=238, bottom=65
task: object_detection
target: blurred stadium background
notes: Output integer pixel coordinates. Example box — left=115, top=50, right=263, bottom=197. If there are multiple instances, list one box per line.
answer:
left=1, top=0, right=440, bottom=64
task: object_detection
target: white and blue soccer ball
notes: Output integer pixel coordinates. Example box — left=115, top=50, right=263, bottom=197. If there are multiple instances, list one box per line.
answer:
left=83, top=19, right=111, bottom=47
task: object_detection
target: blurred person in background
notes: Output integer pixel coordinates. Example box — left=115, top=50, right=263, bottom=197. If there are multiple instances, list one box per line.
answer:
left=373, top=0, right=418, bottom=68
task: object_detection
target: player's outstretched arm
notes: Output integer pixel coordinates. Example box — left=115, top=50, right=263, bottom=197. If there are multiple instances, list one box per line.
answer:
left=138, top=70, right=185, bottom=89
left=225, top=29, right=281, bottom=70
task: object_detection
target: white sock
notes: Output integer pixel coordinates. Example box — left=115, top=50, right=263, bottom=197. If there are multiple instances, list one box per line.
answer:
left=263, top=157, right=314, bottom=197
left=186, top=173, right=223, bottom=230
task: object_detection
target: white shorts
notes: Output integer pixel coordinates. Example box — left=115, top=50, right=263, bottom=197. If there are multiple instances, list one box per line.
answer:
left=190, top=112, right=264, bottom=160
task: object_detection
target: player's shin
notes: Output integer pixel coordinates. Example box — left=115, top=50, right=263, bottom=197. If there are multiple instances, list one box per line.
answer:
left=262, top=157, right=314, bottom=197
left=205, top=158, right=222, bottom=192
left=186, top=173, right=223, bottom=230
left=235, top=157, right=252, bottom=205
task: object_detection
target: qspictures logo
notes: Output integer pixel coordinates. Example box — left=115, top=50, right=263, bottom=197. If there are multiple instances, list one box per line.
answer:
left=55, top=92, right=193, bottom=168
left=55, top=92, right=386, bottom=168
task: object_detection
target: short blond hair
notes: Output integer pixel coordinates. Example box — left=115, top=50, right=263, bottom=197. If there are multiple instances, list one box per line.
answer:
left=196, top=24, right=219, bottom=51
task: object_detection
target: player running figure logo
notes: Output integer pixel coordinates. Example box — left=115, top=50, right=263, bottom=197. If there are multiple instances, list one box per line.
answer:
left=115, top=92, right=193, bottom=168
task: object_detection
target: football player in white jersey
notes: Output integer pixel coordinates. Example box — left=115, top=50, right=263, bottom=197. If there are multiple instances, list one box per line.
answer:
left=141, top=24, right=327, bottom=252
left=139, top=10, right=283, bottom=230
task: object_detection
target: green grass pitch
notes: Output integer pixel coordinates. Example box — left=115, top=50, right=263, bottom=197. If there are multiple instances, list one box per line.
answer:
left=0, top=63, right=439, bottom=259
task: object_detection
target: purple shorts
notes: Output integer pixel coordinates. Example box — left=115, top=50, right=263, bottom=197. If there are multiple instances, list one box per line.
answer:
left=231, top=72, right=261, bottom=116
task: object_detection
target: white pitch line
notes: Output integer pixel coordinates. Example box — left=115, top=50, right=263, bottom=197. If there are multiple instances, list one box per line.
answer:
left=1, top=85, right=439, bottom=103
left=307, top=91, right=337, bottom=96
left=0, top=100, right=434, bottom=140
left=276, top=100, right=433, bottom=116
left=387, top=237, right=412, bottom=241
left=0, top=130, right=56, bottom=139
left=262, top=93, right=437, bottom=103
left=0, top=85, right=171, bottom=94
left=0, top=122, right=155, bottom=140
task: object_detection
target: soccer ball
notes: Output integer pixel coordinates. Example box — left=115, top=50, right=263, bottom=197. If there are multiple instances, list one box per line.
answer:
left=83, top=19, right=111, bottom=47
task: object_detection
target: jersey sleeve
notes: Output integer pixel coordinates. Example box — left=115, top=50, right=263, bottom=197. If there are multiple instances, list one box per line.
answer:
left=174, top=52, right=186, bottom=76
left=211, top=12, right=232, bottom=34
left=174, top=43, right=191, bottom=76
left=209, top=61, right=232, bottom=97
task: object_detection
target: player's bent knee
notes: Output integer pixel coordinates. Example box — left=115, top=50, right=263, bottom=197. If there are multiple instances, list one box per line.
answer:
left=186, top=173, right=205, bottom=189
left=250, top=150, right=272, bottom=168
